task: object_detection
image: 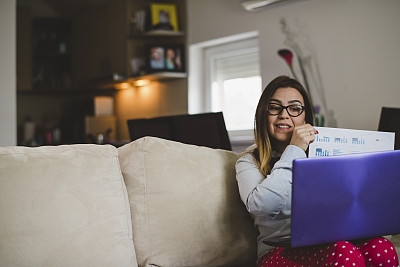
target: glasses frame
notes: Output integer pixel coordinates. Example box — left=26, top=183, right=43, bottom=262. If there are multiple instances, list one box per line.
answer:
left=267, top=103, right=305, bottom=117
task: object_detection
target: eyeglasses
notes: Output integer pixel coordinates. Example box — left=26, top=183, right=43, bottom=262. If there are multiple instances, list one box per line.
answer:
left=267, top=103, right=305, bottom=117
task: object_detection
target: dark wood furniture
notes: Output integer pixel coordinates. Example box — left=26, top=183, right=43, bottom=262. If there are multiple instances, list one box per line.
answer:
left=127, top=112, right=232, bottom=150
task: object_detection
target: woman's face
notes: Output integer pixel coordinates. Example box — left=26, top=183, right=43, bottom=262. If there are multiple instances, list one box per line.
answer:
left=266, top=87, right=306, bottom=148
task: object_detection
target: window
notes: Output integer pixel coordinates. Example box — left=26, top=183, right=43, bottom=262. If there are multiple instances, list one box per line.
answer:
left=189, top=31, right=261, bottom=134
left=188, top=32, right=261, bottom=151
left=208, top=46, right=261, bottom=131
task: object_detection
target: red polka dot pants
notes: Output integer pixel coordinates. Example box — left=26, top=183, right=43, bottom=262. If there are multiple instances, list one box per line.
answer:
left=257, top=237, right=399, bottom=267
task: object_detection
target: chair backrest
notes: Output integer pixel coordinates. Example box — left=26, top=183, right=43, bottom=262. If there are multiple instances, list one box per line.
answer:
left=127, top=112, right=232, bottom=150
left=378, top=107, right=400, bottom=149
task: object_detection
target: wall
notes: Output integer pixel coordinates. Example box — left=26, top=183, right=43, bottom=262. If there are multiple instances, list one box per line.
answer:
left=115, top=79, right=188, bottom=141
left=0, top=0, right=17, bottom=146
left=187, top=0, right=400, bottom=131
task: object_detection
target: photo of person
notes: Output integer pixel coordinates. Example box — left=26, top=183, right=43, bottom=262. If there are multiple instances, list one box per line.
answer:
left=165, top=47, right=183, bottom=71
left=154, top=10, right=173, bottom=31
left=148, top=45, right=184, bottom=72
left=174, top=48, right=182, bottom=70
left=150, top=3, right=179, bottom=32
left=150, top=47, right=164, bottom=70
left=166, top=48, right=175, bottom=70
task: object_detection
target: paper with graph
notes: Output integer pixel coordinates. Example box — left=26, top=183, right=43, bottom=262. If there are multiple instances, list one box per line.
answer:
left=308, top=127, right=395, bottom=157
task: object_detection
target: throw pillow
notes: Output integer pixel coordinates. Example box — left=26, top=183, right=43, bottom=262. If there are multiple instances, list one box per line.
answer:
left=118, top=137, right=257, bottom=267
left=0, top=144, right=137, bottom=267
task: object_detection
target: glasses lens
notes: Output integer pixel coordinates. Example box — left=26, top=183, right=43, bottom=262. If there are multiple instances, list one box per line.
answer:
left=267, top=103, right=283, bottom=115
left=287, top=105, right=304, bottom=117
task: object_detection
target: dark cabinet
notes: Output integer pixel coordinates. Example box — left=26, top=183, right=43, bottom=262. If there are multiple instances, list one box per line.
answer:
left=32, top=18, right=72, bottom=90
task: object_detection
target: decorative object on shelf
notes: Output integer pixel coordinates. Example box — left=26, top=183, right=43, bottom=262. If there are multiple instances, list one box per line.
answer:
left=130, top=57, right=146, bottom=76
left=150, top=3, right=179, bottom=32
left=278, top=17, right=337, bottom=127
left=147, top=44, right=184, bottom=73
left=130, top=10, right=146, bottom=35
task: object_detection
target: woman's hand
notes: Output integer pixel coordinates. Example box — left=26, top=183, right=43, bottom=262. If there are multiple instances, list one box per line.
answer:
left=289, top=124, right=318, bottom=151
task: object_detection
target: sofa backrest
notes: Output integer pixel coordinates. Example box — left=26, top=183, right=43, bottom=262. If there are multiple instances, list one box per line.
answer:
left=118, top=137, right=258, bottom=267
left=0, top=138, right=258, bottom=267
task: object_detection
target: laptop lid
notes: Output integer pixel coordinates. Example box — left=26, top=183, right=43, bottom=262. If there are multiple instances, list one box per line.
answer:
left=291, top=150, right=400, bottom=248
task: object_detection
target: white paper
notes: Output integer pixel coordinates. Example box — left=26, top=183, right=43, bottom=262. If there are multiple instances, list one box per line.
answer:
left=308, top=127, right=395, bottom=157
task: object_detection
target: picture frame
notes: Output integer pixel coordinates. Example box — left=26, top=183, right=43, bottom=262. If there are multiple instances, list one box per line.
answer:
left=147, top=45, right=184, bottom=73
left=150, top=3, right=179, bottom=32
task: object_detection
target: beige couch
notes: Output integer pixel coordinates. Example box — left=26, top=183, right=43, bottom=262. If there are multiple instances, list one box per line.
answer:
left=0, top=137, right=257, bottom=267
left=1, top=136, right=399, bottom=266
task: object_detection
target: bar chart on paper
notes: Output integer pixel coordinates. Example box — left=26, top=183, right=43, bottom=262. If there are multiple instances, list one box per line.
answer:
left=309, top=127, right=395, bottom=157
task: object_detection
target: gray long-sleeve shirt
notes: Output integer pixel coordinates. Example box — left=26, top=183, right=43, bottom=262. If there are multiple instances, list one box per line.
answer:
left=235, top=145, right=306, bottom=258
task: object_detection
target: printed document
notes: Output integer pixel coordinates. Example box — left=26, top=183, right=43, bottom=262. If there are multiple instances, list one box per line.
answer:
left=308, top=127, right=395, bottom=157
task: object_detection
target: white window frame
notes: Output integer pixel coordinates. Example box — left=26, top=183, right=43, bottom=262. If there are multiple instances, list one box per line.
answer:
left=188, top=31, right=260, bottom=147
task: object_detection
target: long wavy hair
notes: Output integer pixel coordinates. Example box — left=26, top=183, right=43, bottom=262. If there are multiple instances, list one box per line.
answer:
left=251, top=76, right=314, bottom=176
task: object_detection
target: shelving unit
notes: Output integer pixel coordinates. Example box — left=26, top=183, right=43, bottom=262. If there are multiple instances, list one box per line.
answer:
left=124, top=0, right=187, bottom=83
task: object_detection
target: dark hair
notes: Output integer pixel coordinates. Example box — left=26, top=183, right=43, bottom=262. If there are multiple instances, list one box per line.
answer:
left=251, top=75, right=314, bottom=176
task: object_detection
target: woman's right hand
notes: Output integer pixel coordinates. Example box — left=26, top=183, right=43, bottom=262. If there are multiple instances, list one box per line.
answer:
left=289, top=124, right=318, bottom=151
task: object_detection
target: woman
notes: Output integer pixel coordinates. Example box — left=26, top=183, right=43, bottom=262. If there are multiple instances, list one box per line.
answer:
left=236, top=76, right=399, bottom=267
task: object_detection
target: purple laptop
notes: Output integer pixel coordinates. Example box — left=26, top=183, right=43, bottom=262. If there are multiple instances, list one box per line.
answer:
left=291, top=150, right=400, bottom=247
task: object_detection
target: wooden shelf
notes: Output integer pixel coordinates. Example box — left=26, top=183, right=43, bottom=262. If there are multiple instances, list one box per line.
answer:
left=127, top=72, right=187, bottom=81
left=144, top=30, right=184, bottom=36
left=129, top=30, right=184, bottom=39
left=93, top=72, right=187, bottom=89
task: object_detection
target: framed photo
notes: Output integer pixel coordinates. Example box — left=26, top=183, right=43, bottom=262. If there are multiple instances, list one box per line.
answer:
left=147, top=45, right=184, bottom=72
left=150, top=3, right=179, bottom=32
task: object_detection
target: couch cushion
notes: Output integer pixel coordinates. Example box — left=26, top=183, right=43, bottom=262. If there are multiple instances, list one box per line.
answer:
left=118, top=137, right=257, bottom=267
left=0, top=144, right=137, bottom=267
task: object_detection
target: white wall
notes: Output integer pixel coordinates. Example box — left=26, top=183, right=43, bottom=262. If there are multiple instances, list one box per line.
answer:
left=187, top=0, right=400, bottom=131
left=0, top=0, right=17, bottom=146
